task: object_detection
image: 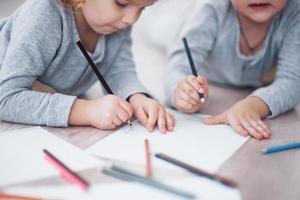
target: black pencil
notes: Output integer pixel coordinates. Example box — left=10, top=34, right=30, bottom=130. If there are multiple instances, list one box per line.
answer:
left=182, top=38, right=205, bottom=103
left=155, top=153, right=238, bottom=188
left=76, top=41, right=132, bottom=127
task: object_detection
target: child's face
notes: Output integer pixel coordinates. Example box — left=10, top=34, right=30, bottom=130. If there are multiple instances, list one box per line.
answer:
left=231, top=0, right=287, bottom=23
left=80, top=0, right=155, bottom=35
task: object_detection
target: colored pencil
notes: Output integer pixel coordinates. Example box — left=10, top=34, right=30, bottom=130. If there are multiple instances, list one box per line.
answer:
left=182, top=38, right=205, bottom=103
left=144, top=139, right=152, bottom=177
left=0, top=193, right=44, bottom=200
left=76, top=41, right=132, bottom=127
left=155, top=153, right=238, bottom=188
left=102, top=165, right=195, bottom=199
left=262, top=141, right=300, bottom=154
left=43, top=149, right=89, bottom=191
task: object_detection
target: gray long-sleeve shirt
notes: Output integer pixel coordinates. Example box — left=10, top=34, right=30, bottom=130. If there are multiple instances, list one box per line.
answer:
left=165, top=0, right=300, bottom=118
left=0, top=0, right=148, bottom=127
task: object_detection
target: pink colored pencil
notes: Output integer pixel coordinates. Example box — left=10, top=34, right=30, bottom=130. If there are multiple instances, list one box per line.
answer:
left=144, top=139, right=152, bottom=177
left=43, top=149, right=89, bottom=191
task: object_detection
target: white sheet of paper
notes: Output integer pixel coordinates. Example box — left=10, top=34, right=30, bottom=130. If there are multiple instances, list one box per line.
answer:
left=4, top=176, right=241, bottom=200
left=0, top=127, right=103, bottom=187
left=86, top=110, right=249, bottom=172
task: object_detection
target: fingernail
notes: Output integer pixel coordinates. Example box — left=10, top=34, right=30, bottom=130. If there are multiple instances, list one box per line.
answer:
left=199, top=88, right=204, bottom=94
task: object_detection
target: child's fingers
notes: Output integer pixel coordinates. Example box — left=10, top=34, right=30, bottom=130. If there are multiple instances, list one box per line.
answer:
left=146, top=104, right=159, bottom=132
left=202, top=79, right=209, bottom=98
left=196, top=76, right=208, bottom=86
left=186, top=76, right=208, bottom=104
left=176, top=98, right=193, bottom=110
left=166, top=112, right=175, bottom=132
left=182, top=81, right=201, bottom=103
left=248, top=119, right=270, bottom=139
left=117, top=107, right=131, bottom=123
left=178, top=90, right=198, bottom=105
left=228, top=117, right=249, bottom=137
left=185, top=79, right=205, bottom=102
left=196, top=76, right=209, bottom=98
left=157, top=107, right=167, bottom=133
left=186, top=75, right=203, bottom=93
left=135, top=106, right=148, bottom=127
left=101, top=123, right=117, bottom=130
left=119, top=100, right=133, bottom=118
left=202, top=114, right=226, bottom=125
left=240, top=119, right=263, bottom=140
left=258, top=120, right=271, bottom=134
left=112, top=116, right=123, bottom=127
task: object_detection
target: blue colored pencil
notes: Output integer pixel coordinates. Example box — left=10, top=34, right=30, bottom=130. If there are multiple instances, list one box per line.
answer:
left=262, top=142, right=300, bottom=154
left=102, top=165, right=195, bottom=199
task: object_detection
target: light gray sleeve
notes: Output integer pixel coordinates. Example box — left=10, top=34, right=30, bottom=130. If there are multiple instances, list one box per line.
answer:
left=251, top=19, right=300, bottom=118
left=164, top=2, right=218, bottom=107
left=106, top=28, right=150, bottom=100
left=0, top=2, right=77, bottom=127
left=0, top=18, right=6, bottom=30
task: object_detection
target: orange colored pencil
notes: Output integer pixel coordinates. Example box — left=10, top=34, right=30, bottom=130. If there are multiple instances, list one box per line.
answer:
left=0, top=193, right=44, bottom=200
left=144, top=139, right=152, bottom=177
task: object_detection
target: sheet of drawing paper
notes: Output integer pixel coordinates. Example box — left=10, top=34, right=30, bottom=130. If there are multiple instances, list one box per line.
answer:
left=0, top=127, right=103, bottom=186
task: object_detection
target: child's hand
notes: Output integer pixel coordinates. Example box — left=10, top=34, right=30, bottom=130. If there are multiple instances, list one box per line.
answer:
left=203, top=97, right=271, bottom=140
left=87, top=95, right=133, bottom=130
left=129, top=93, right=175, bottom=133
left=174, top=75, right=208, bottom=113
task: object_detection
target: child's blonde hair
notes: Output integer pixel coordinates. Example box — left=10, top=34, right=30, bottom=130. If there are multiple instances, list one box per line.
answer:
left=59, top=0, right=85, bottom=10
left=60, top=0, right=155, bottom=10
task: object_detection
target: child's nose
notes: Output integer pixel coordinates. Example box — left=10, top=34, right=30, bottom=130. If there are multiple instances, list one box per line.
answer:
left=122, top=11, right=139, bottom=25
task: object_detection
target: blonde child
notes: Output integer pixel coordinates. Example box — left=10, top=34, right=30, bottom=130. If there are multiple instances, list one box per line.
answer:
left=0, top=0, right=174, bottom=133
left=165, top=0, right=300, bottom=139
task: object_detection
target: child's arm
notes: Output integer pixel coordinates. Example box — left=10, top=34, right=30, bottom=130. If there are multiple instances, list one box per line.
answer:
left=0, top=2, right=77, bottom=127
left=164, top=2, right=218, bottom=109
left=204, top=19, right=300, bottom=140
left=250, top=23, right=300, bottom=119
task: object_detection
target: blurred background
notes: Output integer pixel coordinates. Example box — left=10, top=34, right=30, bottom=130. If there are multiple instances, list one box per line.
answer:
left=0, top=0, right=199, bottom=103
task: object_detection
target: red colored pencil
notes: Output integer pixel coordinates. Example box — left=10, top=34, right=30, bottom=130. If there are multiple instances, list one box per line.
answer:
left=144, top=139, right=152, bottom=177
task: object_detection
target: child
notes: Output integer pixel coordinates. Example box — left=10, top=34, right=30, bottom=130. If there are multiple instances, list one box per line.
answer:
left=165, top=0, right=300, bottom=139
left=0, top=0, right=175, bottom=133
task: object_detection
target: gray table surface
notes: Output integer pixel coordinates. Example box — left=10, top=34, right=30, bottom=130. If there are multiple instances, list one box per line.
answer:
left=1, top=84, right=299, bottom=200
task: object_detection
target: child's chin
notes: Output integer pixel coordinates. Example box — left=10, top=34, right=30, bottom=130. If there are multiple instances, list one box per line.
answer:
left=98, top=30, right=118, bottom=35
left=247, top=13, right=275, bottom=23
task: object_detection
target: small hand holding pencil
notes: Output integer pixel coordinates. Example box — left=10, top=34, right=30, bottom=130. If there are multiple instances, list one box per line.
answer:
left=76, top=41, right=174, bottom=133
left=174, top=38, right=209, bottom=113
